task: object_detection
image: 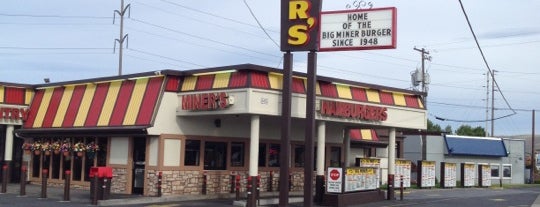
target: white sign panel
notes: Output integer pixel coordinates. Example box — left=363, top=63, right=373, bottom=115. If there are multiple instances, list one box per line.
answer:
left=444, top=163, right=457, bottom=187
left=394, top=160, right=411, bottom=188
left=344, top=167, right=379, bottom=192
left=327, top=167, right=343, bottom=193
left=319, top=7, right=396, bottom=51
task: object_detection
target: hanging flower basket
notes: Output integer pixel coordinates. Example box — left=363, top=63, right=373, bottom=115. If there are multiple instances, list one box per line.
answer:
left=34, top=150, right=41, bottom=156
left=77, top=151, right=84, bottom=157
left=63, top=151, right=70, bottom=157
left=51, top=140, right=61, bottom=154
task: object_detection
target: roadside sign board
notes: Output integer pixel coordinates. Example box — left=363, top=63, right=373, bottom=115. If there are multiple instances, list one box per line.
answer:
left=327, top=167, right=343, bottom=193
left=319, top=7, right=396, bottom=51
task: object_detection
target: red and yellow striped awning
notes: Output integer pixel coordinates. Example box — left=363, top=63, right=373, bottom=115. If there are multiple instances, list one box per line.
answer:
left=0, top=85, right=33, bottom=105
left=179, top=70, right=424, bottom=109
left=23, top=76, right=164, bottom=129
left=350, top=129, right=379, bottom=141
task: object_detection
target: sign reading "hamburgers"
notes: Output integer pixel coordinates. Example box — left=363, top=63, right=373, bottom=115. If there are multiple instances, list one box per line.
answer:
left=319, top=100, right=387, bottom=121
left=181, top=92, right=233, bottom=111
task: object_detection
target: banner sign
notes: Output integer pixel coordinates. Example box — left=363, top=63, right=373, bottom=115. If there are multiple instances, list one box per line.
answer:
left=319, top=7, right=396, bottom=51
left=463, top=163, right=476, bottom=187
left=326, top=167, right=343, bottom=193
left=344, top=167, right=379, bottom=192
left=395, top=160, right=411, bottom=188
left=280, top=0, right=322, bottom=51
left=358, top=158, right=380, bottom=168
left=443, top=162, right=457, bottom=188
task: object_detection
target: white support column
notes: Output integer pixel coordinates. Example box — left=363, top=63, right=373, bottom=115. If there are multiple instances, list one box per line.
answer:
left=316, top=121, right=326, bottom=176
left=343, top=129, right=351, bottom=167
left=249, top=115, right=260, bottom=177
left=4, top=125, right=14, bottom=161
left=388, top=128, right=396, bottom=175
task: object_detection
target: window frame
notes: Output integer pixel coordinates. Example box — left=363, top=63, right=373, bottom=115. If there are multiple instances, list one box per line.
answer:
left=502, top=164, right=512, bottom=179
left=490, top=164, right=500, bottom=179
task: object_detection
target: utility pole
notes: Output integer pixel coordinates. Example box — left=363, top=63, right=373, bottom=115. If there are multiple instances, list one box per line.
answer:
left=532, top=109, right=536, bottom=183
left=414, top=47, right=430, bottom=160
left=485, top=72, right=490, bottom=136
left=490, top=70, right=497, bottom=136
left=114, top=0, right=130, bottom=76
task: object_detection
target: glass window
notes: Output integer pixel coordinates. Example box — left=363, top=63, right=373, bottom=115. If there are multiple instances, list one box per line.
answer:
left=268, top=144, right=280, bottom=167
left=294, top=145, right=305, bottom=167
left=258, top=144, right=266, bottom=167
left=503, top=165, right=512, bottom=178
left=330, top=147, right=341, bottom=167
left=230, top=142, right=245, bottom=167
left=184, top=140, right=201, bottom=166
left=204, top=141, right=227, bottom=170
left=490, top=165, right=500, bottom=178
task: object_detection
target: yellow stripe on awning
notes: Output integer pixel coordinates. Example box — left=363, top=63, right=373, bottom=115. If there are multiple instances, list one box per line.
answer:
left=0, top=86, right=4, bottom=103
left=97, top=81, right=122, bottom=126
left=268, top=73, right=283, bottom=90
left=212, top=73, right=231, bottom=88
left=393, top=93, right=407, bottom=106
left=73, top=84, right=96, bottom=127
left=366, top=89, right=380, bottom=103
left=25, top=89, right=33, bottom=105
left=315, top=82, right=321, bottom=95
left=336, top=85, right=352, bottom=99
left=123, top=78, right=148, bottom=125
left=32, top=88, right=54, bottom=128
left=52, top=85, right=74, bottom=127
left=418, top=98, right=425, bottom=109
left=181, top=76, right=197, bottom=91
left=360, top=129, right=373, bottom=140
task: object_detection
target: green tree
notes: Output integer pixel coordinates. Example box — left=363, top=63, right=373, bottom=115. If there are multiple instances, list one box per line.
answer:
left=427, top=119, right=442, bottom=132
left=455, top=124, right=486, bottom=136
left=444, top=125, right=453, bottom=134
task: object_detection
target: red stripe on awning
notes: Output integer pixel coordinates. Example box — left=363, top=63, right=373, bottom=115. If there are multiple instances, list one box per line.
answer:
left=250, top=72, right=270, bottom=88
left=62, top=85, right=86, bottom=127
left=229, top=71, right=248, bottom=88
left=109, top=80, right=135, bottom=126
left=319, top=82, right=338, bottom=98
left=404, top=95, right=420, bottom=108
left=84, top=83, right=110, bottom=127
left=195, top=75, right=214, bottom=90
left=379, top=91, right=394, bottom=105
left=41, top=87, right=64, bottom=128
left=292, top=78, right=305, bottom=93
left=351, top=87, right=367, bottom=101
left=135, top=77, right=163, bottom=125
left=23, top=90, right=45, bottom=128
left=4, top=87, right=25, bottom=105
left=165, top=76, right=180, bottom=92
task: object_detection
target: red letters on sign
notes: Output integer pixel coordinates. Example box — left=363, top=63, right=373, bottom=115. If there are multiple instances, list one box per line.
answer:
left=0, top=107, right=29, bottom=121
left=319, top=100, right=387, bottom=121
left=182, top=92, right=231, bottom=111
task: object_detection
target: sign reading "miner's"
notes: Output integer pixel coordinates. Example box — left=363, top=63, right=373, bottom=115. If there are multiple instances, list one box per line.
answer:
left=181, top=92, right=233, bottom=111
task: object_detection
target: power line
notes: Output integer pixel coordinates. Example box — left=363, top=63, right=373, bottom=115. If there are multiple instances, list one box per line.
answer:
left=127, top=48, right=205, bottom=67
left=242, top=0, right=280, bottom=49
left=0, top=13, right=110, bottom=19
left=458, top=0, right=516, bottom=115
left=0, top=47, right=112, bottom=50
left=129, top=17, right=280, bottom=58
left=160, top=0, right=277, bottom=33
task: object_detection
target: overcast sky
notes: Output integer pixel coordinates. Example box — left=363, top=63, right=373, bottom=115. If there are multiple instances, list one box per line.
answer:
left=1, top=0, right=539, bottom=136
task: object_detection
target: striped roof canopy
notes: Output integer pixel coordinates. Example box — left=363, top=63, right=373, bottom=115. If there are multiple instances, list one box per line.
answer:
left=176, top=66, right=425, bottom=109
left=23, top=76, right=164, bottom=130
left=0, top=84, right=33, bottom=105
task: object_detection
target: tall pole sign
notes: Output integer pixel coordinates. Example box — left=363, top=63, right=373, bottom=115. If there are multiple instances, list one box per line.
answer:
left=280, top=1, right=322, bottom=207
left=281, top=0, right=322, bottom=52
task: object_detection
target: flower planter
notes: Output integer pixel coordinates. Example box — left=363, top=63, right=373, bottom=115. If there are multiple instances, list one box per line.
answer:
left=44, top=151, right=51, bottom=156
left=63, top=151, right=70, bottom=157
left=54, top=150, right=60, bottom=155
left=34, top=150, right=41, bottom=156
left=77, top=151, right=84, bottom=157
